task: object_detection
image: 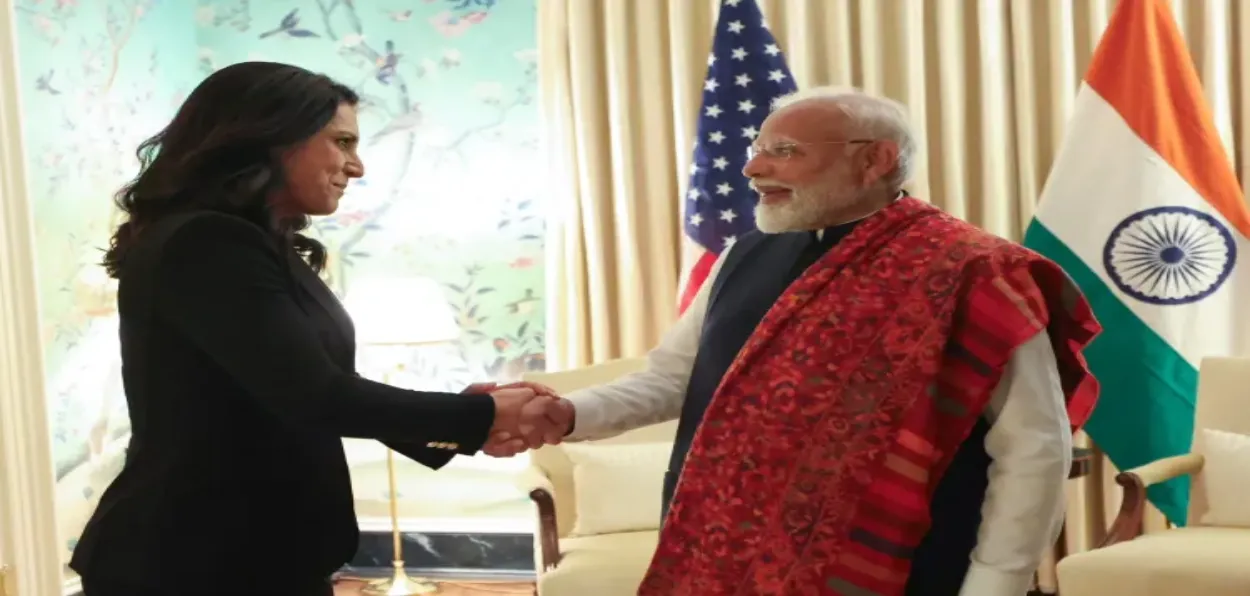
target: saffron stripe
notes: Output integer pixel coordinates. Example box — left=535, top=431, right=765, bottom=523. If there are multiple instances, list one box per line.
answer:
left=1083, top=0, right=1250, bottom=238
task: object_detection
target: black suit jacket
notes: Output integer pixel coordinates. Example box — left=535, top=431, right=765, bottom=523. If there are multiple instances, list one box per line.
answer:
left=69, top=211, right=495, bottom=592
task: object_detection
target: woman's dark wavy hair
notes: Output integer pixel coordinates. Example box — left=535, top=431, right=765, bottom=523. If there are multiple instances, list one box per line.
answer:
left=102, top=61, right=359, bottom=278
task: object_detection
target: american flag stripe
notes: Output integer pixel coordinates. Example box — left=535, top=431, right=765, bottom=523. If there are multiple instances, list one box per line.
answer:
left=676, top=0, right=798, bottom=313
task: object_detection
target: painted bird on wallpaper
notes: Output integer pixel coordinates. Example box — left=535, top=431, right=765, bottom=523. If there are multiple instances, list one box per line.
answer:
left=374, top=39, right=400, bottom=85
left=258, top=8, right=319, bottom=39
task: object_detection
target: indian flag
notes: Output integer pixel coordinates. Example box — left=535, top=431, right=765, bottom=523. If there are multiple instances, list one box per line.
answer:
left=1023, top=0, right=1250, bottom=525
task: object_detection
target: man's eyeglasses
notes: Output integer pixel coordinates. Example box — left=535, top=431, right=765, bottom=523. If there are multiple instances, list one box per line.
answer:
left=746, top=139, right=874, bottom=161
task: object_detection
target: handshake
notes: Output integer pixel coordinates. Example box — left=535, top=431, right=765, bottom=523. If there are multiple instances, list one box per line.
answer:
left=462, top=381, right=574, bottom=458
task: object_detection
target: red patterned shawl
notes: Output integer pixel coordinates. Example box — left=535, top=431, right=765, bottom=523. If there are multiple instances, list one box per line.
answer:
left=638, top=197, right=1101, bottom=596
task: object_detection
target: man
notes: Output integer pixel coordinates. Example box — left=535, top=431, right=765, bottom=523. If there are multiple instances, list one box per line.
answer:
left=500, top=87, right=1101, bottom=596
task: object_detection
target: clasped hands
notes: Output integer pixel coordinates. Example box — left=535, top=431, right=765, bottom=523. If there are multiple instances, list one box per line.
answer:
left=462, top=381, right=573, bottom=457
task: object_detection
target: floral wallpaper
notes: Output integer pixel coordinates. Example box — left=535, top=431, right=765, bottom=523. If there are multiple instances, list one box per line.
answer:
left=12, top=0, right=543, bottom=573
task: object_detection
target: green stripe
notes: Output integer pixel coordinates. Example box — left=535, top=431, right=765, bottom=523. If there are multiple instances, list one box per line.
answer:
left=1024, top=220, right=1197, bottom=525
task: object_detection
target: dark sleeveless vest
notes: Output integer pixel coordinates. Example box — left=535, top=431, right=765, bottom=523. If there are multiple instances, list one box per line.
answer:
left=662, top=226, right=993, bottom=596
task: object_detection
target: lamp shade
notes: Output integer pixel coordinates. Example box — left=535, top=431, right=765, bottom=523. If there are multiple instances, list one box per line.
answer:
left=342, top=276, right=460, bottom=346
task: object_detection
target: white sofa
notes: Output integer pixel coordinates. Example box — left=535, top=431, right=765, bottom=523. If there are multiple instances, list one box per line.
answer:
left=517, top=358, right=675, bottom=595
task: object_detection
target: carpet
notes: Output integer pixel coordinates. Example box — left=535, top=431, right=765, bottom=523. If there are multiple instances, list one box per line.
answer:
left=333, top=578, right=533, bottom=595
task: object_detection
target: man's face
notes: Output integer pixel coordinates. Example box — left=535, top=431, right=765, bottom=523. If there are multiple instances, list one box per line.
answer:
left=742, top=102, right=881, bottom=233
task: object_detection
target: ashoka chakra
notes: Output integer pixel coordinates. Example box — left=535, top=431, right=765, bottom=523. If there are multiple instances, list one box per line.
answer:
left=1102, top=206, right=1236, bottom=305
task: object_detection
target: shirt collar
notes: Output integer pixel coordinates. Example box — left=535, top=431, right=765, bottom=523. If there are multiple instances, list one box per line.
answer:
left=813, top=190, right=907, bottom=240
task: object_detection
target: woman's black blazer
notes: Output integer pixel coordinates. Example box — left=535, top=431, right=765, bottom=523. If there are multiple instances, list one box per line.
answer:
left=69, top=211, right=495, bottom=592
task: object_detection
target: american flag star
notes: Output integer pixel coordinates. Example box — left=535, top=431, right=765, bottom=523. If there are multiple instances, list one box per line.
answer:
left=677, top=0, right=797, bottom=313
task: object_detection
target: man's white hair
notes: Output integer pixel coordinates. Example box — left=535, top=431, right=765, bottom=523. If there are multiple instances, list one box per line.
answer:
left=772, top=86, right=918, bottom=191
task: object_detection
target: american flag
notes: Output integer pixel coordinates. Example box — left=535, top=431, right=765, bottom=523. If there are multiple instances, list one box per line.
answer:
left=677, top=0, right=798, bottom=313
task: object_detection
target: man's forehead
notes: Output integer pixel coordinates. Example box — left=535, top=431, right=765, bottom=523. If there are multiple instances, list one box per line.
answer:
left=760, top=101, right=846, bottom=142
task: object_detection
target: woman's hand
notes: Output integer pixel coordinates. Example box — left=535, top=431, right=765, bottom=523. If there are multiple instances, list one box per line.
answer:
left=460, top=381, right=498, bottom=395
left=461, top=380, right=571, bottom=457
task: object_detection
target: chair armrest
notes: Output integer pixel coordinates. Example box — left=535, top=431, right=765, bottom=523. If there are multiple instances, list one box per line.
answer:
left=1099, top=452, right=1205, bottom=548
left=515, top=466, right=562, bottom=572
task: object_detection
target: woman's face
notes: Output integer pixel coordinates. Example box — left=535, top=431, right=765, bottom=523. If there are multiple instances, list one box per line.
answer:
left=275, top=102, right=365, bottom=216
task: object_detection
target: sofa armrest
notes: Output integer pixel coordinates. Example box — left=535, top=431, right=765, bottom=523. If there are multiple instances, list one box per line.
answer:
left=515, top=466, right=562, bottom=572
left=1100, top=452, right=1205, bottom=548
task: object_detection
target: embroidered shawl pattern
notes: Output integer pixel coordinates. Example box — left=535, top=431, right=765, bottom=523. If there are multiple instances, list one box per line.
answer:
left=638, top=198, right=1101, bottom=596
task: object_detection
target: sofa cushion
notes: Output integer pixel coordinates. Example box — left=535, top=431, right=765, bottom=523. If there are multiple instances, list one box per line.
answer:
left=561, top=441, right=669, bottom=537
left=1196, top=428, right=1250, bottom=527
left=1057, top=526, right=1250, bottom=596
left=537, top=530, right=658, bottom=596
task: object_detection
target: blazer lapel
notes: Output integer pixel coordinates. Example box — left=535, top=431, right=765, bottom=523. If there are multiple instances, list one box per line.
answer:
left=286, top=252, right=356, bottom=359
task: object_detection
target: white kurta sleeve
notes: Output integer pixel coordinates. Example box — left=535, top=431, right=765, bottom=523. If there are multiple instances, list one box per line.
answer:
left=564, top=253, right=727, bottom=441
left=959, top=329, right=1072, bottom=596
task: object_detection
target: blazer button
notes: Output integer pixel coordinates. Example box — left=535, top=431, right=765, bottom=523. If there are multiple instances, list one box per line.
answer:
left=426, top=441, right=438, bottom=448
left=447, top=442, right=459, bottom=450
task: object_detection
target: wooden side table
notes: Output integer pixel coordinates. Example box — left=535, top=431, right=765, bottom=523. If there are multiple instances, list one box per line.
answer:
left=1029, top=446, right=1095, bottom=596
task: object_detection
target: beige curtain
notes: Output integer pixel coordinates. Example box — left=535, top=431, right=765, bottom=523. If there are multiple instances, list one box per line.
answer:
left=539, top=0, right=1247, bottom=587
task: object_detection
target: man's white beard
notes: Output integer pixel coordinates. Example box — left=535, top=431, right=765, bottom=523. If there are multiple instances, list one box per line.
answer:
left=754, top=183, right=864, bottom=234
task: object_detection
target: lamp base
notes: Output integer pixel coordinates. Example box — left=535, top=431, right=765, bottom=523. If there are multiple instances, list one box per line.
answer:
left=361, top=561, right=440, bottom=595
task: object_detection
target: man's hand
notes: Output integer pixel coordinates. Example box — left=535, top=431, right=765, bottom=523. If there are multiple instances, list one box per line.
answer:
left=483, top=387, right=575, bottom=458
left=493, top=380, right=558, bottom=398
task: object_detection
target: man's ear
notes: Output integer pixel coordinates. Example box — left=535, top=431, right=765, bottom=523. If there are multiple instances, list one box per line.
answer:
left=862, top=140, right=900, bottom=186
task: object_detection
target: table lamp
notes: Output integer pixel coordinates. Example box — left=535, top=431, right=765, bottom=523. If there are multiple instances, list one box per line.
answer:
left=342, top=276, right=461, bottom=596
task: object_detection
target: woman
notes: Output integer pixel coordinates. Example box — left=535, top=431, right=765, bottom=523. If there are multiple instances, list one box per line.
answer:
left=70, top=61, right=544, bottom=596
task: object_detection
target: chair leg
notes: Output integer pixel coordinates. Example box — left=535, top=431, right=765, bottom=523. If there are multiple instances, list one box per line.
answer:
left=1028, top=519, right=1069, bottom=596
left=1027, top=570, right=1051, bottom=596
left=1050, top=520, right=1068, bottom=595
left=1055, top=522, right=1069, bottom=560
